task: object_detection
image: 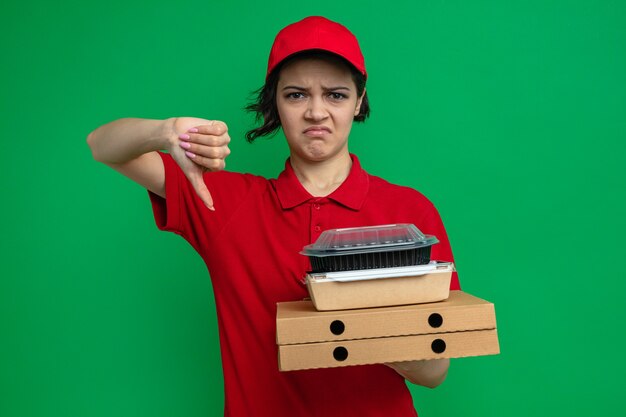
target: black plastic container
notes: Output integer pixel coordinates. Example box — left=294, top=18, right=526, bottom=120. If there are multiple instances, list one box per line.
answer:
left=301, top=224, right=439, bottom=273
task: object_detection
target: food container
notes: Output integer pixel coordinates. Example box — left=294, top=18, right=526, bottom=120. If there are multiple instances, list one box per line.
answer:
left=305, top=262, right=455, bottom=311
left=301, top=224, right=439, bottom=273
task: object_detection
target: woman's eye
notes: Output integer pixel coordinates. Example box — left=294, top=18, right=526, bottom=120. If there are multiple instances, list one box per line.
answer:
left=329, top=92, right=347, bottom=100
left=286, top=92, right=305, bottom=100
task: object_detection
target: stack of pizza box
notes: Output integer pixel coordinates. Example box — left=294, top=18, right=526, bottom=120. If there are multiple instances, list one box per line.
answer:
left=276, top=224, right=499, bottom=371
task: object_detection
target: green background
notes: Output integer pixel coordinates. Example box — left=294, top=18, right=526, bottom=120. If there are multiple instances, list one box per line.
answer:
left=1, top=0, right=625, bottom=416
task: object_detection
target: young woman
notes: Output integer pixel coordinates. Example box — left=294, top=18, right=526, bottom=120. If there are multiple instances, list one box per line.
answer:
left=88, top=16, right=459, bottom=417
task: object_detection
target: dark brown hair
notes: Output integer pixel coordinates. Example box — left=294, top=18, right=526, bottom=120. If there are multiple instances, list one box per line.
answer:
left=245, top=51, right=370, bottom=142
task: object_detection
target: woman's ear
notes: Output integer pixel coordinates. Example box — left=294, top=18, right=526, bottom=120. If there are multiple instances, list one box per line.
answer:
left=354, top=88, right=366, bottom=116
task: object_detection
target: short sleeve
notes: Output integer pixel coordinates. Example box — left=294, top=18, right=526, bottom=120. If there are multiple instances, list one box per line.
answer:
left=148, top=152, right=185, bottom=234
left=147, top=152, right=264, bottom=257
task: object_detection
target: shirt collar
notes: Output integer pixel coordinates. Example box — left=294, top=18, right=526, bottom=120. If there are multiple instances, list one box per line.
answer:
left=274, top=153, right=370, bottom=211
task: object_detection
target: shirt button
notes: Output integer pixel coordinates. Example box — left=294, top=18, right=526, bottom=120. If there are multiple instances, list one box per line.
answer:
left=314, top=204, right=321, bottom=210
left=314, top=225, right=321, bottom=232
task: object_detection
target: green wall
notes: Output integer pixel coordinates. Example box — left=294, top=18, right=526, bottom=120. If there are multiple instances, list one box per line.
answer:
left=1, top=0, right=624, bottom=416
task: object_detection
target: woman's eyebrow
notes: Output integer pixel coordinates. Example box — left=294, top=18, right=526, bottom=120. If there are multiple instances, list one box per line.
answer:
left=281, top=85, right=308, bottom=91
left=322, top=86, right=351, bottom=91
left=281, top=85, right=353, bottom=91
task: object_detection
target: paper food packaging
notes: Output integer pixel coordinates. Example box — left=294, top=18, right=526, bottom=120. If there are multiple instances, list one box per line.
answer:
left=276, top=290, right=499, bottom=371
left=305, top=262, right=454, bottom=311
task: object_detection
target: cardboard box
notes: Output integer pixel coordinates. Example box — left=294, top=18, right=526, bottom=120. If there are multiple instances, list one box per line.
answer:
left=276, top=291, right=499, bottom=371
left=277, top=290, right=495, bottom=345
left=278, top=329, right=499, bottom=371
left=305, top=264, right=454, bottom=311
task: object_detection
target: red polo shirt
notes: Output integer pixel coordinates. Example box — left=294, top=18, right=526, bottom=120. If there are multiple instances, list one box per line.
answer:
left=149, top=152, right=459, bottom=417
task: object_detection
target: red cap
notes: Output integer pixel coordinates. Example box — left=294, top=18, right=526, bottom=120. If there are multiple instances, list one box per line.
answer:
left=266, top=16, right=367, bottom=80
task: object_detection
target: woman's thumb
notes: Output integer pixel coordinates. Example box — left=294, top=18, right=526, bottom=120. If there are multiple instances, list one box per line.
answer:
left=189, top=172, right=215, bottom=211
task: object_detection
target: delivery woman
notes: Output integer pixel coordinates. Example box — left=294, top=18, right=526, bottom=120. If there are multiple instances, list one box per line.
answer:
left=87, top=16, right=459, bottom=417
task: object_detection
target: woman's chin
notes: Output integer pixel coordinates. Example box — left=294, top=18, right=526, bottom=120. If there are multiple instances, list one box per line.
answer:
left=296, top=144, right=347, bottom=163
left=291, top=145, right=328, bottom=162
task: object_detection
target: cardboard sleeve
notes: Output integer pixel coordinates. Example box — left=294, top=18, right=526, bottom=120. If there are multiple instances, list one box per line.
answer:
left=306, top=269, right=452, bottom=310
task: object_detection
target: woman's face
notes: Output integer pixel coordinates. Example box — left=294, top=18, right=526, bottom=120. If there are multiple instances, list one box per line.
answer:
left=276, top=57, right=364, bottom=163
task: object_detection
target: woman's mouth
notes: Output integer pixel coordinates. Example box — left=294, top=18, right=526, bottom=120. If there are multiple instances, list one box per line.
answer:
left=304, top=126, right=331, bottom=137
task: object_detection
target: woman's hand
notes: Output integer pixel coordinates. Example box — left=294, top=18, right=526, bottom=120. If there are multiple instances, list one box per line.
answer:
left=386, top=359, right=450, bottom=388
left=166, top=117, right=231, bottom=211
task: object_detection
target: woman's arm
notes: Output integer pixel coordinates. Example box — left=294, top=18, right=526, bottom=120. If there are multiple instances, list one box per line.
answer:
left=87, top=117, right=230, bottom=210
left=386, top=358, right=450, bottom=388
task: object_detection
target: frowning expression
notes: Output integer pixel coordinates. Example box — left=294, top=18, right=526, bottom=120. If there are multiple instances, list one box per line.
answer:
left=277, top=57, right=364, bottom=163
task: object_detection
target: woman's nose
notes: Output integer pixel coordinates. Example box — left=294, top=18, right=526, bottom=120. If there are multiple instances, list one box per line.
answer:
left=304, top=96, right=329, bottom=121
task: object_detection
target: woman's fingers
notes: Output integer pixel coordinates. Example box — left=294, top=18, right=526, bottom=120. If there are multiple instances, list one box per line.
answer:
left=179, top=143, right=230, bottom=171
left=178, top=123, right=230, bottom=171
left=189, top=121, right=228, bottom=136
left=184, top=151, right=227, bottom=171
left=180, top=131, right=230, bottom=147
left=179, top=140, right=230, bottom=159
